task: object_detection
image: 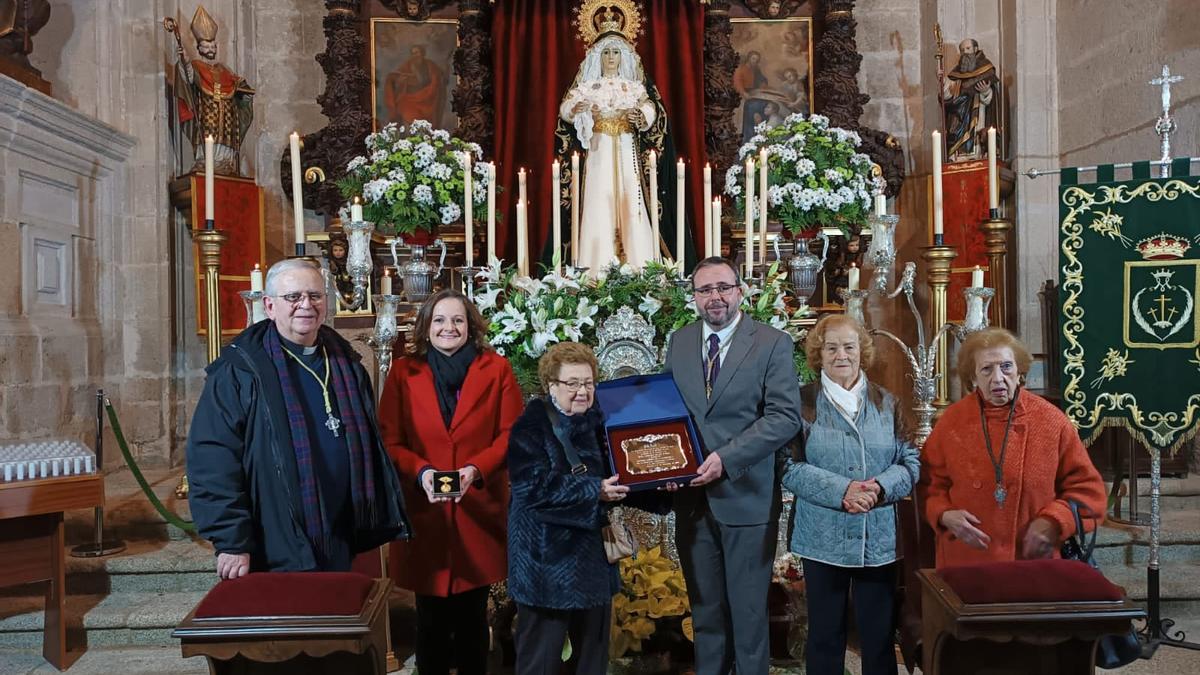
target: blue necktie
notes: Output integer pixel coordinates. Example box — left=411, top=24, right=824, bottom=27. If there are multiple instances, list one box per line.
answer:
left=706, top=334, right=721, bottom=397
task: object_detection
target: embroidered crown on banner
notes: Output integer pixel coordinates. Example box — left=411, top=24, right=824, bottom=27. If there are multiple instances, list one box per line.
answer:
left=1136, top=233, right=1191, bottom=260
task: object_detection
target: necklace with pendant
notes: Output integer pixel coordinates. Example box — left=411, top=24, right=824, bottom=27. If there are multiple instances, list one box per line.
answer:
left=284, top=346, right=341, bottom=437
left=978, top=388, right=1019, bottom=507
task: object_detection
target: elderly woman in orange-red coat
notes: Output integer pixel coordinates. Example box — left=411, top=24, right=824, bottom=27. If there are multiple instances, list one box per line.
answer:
left=918, top=328, right=1106, bottom=567
left=379, top=289, right=523, bottom=675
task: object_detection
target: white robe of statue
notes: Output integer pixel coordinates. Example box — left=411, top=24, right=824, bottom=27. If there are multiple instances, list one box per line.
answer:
left=560, top=35, right=658, bottom=272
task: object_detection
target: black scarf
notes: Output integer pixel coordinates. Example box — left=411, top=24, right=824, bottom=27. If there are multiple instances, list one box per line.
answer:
left=427, top=342, right=478, bottom=428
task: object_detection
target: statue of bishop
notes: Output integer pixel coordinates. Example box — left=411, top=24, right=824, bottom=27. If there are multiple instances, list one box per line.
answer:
left=172, top=5, right=254, bottom=176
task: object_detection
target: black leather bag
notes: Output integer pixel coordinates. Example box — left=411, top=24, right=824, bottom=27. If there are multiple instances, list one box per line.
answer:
left=1060, top=500, right=1143, bottom=669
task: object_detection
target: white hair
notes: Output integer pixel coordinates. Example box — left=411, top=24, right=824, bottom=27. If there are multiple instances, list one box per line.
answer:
left=264, top=259, right=321, bottom=296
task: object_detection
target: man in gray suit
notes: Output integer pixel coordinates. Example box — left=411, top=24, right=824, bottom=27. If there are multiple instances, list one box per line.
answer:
left=665, top=257, right=802, bottom=675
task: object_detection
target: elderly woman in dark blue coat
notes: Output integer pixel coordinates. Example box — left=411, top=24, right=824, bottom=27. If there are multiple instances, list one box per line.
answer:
left=507, top=342, right=631, bottom=675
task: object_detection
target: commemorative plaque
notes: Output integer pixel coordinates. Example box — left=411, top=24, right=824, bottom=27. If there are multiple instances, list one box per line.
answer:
left=595, top=373, right=705, bottom=491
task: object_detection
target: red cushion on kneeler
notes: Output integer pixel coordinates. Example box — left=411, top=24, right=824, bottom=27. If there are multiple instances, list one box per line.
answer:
left=194, top=572, right=374, bottom=619
left=939, top=559, right=1124, bottom=604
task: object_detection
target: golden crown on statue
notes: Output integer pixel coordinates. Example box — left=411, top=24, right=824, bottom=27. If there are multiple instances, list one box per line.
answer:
left=576, top=0, right=644, bottom=47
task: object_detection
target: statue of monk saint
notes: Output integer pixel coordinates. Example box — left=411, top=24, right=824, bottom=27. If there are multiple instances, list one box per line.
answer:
left=941, top=38, right=999, bottom=161
left=558, top=32, right=667, bottom=272
left=172, top=5, right=255, bottom=176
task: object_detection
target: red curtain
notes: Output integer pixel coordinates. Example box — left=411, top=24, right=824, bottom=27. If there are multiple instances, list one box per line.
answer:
left=492, top=0, right=707, bottom=267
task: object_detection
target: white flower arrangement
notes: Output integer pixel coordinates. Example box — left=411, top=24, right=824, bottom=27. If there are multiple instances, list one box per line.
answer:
left=477, top=261, right=813, bottom=393
left=725, top=113, right=885, bottom=237
left=338, top=121, right=492, bottom=236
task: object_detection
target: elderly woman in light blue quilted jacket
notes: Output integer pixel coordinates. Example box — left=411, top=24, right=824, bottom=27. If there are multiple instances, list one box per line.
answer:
left=782, top=314, right=920, bottom=675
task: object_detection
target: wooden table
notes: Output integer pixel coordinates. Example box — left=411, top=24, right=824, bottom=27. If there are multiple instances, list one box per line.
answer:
left=0, top=474, right=104, bottom=670
left=919, top=568, right=1144, bottom=674
left=173, top=578, right=391, bottom=674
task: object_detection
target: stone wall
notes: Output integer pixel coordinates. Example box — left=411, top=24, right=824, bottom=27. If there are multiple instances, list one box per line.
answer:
left=18, top=0, right=326, bottom=466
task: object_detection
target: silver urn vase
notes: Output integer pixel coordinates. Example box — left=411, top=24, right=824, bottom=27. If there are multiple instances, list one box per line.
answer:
left=400, top=243, right=437, bottom=302
left=786, top=236, right=829, bottom=304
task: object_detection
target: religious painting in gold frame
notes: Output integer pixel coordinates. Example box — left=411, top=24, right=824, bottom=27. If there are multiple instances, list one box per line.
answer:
left=369, top=17, right=459, bottom=133
left=729, top=17, right=815, bottom=145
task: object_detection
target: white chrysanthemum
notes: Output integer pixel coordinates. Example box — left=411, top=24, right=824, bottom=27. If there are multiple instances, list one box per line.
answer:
left=726, top=182, right=743, bottom=197
left=795, top=158, right=816, bottom=178
left=410, top=120, right=434, bottom=133
left=396, top=139, right=413, bottom=152
left=467, top=142, right=483, bottom=156
left=387, top=168, right=406, bottom=183
left=363, top=178, right=392, bottom=202
left=432, top=129, right=451, bottom=142
left=414, top=142, right=436, bottom=168
left=423, top=162, right=453, bottom=181
left=785, top=112, right=805, bottom=125
left=749, top=134, right=767, bottom=146
left=824, top=169, right=844, bottom=184
left=809, top=114, right=829, bottom=128
left=767, top=184, right=786, bottom=207
left=413, top=184, right=434, bottom=205
left=370, top=149, right=389, bottom=163
left=738, top=142, right=757, bottom=160
left=346, top=156, right=368, bottom=172
left=440, top=203, right=462, bottom=225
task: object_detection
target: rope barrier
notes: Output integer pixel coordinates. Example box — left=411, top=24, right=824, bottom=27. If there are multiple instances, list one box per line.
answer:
left=104, top=398, right=196, bottom=534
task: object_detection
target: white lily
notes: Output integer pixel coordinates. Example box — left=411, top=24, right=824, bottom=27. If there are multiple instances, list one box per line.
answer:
left=474, top=286, right=502, bottom=313
left=476, top=259, right=504, bottom=285
left=638, top=293, right=662, bottom=318
left=575, top=297, right=599, bottom=327
left=529, top=308, right=561, bottom=356
left=542, top=268, right=582, bottom=292
left=511, top=275, right=545, bottom=298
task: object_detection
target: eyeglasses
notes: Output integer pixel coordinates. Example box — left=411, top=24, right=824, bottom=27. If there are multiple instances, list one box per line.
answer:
left=692, top=283, right=740, bottom=298
left=273, top=291, right=327, bottom=306
left=552, top=379, right=596, bottom=392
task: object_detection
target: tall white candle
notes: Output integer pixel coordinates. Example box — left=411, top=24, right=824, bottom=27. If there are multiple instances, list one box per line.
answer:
left=570, top=153, right=580, bottom=266
left=759, top=147, right=769, bottom=264
left=204, top=134, right=215, bottom=227
left=987, top=127, right=998, bottom=211
left=932, top=130, right=944, bottom=238
left=676, top=161, right=686, bottom=269
left=516, top=199, right=528, bottom=277
left=250, top=264, right=265, bottom=322
left=487, top=162, right=497, bottom=264
left=463, top=151, right=473, bottom=268
left=874, top=193, right=886, bottom=217
left=551, top=160, right=561, bottom=273
left=350, top=197, right=363, bottom=222
left=971, top=265, right=984, bottom=288
left=744, top=158, right=755, bottom=269
left=518, top=168, right=527, bottom=206
left=703, top=163, right=712, bottom=250
left=290, top=132, right=305, bottom=246
left=649, top=151, right=659, bottom=262
left=711, top=198, right=721, bottom=262
left=381, top=269, right=393, bottom=295
left=848, top=263, right=860, bottom=291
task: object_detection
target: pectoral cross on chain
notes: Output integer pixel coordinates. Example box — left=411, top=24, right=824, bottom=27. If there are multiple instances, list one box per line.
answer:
left=1150, top=65, right=1184, bottom=175
left=325, top=415, right=341, bottom=437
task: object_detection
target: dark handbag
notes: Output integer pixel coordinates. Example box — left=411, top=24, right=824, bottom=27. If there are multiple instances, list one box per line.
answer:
left=1060, top=500, right=1143, bottom=669
left=543, top=403, right=636, bottom=563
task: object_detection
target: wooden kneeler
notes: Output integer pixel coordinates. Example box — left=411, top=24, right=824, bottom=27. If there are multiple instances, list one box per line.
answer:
left=919, top=560, right=1144, bottom=675
left=173, top=572, right=391, bottom=674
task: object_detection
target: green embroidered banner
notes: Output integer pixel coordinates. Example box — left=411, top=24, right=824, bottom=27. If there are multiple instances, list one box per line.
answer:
left=1059, top=170, right=1200, bottom=455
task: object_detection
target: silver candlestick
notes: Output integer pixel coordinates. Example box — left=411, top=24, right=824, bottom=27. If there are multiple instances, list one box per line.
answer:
left=238, top=290, right=265, bottom=328
left=367, top=293, right=404, bottom=401
left=339, top=219, right=375, bottom=311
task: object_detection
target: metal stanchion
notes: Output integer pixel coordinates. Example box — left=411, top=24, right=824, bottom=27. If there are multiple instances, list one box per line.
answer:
left=71, top=389, right=127, bottom=558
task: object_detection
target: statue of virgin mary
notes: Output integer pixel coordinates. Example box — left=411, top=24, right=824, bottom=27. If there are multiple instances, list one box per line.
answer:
left=551, top=3, right=688, bottom=273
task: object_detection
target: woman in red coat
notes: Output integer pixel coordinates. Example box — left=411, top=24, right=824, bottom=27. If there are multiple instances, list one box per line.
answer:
left=379, top=289, right=523, bottom=675
left=919, top=328, right=1105, bottom=568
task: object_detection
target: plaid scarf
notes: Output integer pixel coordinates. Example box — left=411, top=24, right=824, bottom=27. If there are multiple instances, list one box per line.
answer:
left=264, top=324, right=378, bottom=556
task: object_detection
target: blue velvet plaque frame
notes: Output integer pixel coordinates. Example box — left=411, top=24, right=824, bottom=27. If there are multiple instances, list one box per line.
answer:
left=595, top=373, right=705, bottom=491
